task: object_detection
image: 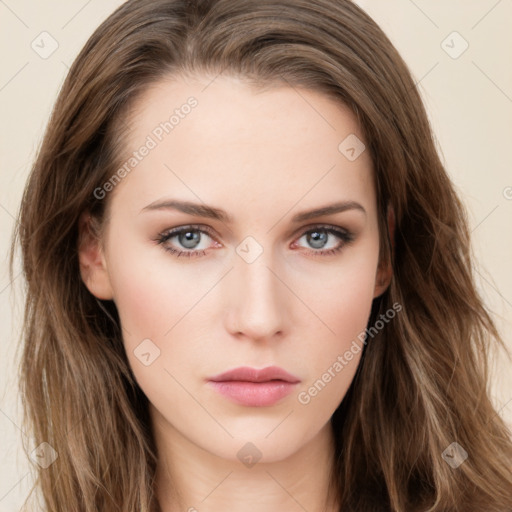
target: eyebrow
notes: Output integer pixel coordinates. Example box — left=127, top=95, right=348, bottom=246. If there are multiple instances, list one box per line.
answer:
left=140, top=199, right=366, bottom=223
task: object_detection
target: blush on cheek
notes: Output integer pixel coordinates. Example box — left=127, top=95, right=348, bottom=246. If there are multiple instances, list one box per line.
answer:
left=324, top=270, right=377, bottom=341
left=110, top=259, right=215, bottom=355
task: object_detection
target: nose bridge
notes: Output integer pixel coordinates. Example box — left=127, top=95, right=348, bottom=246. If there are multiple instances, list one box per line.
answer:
left=225, top=244, right=285, bottom=339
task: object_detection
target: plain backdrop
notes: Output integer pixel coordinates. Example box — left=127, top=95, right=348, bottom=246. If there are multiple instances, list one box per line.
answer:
left=1, top=1, right=511, bottom=509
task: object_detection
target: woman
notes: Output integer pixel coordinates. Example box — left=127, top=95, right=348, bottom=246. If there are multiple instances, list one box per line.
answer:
left=11, top=0, right=512, bottom=510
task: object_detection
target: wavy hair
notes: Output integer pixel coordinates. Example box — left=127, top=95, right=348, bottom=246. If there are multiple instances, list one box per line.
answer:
left=11, top=0, right=512, bottom=510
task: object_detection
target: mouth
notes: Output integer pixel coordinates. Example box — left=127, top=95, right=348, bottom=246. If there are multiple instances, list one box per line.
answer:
left=207, top=366, right=301, bottom=407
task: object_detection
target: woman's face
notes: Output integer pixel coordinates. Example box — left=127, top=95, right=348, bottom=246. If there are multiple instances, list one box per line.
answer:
left=80, top=74, right=391, bottom=463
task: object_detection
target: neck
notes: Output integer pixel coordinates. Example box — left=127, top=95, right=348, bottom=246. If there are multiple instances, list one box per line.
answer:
left=151, top=407, right=339, bottom=512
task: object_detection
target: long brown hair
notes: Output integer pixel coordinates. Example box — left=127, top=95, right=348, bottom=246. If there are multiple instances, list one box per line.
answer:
left=11, top=0, right=512, bottom=510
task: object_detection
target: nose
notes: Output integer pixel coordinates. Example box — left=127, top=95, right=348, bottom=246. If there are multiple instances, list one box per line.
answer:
left=224, top=249, right=287, bottom=342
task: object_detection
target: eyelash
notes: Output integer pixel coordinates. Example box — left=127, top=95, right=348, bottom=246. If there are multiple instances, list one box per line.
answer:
left=154, top=224, right=355, bottom=258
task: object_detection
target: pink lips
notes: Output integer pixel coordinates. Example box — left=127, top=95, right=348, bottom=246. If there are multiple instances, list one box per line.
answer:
left=207, top=366, right=300, bottom=407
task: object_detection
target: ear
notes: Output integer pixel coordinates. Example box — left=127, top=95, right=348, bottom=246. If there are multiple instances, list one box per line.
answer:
left=373, top=204, right=395, bottom=298
left=77, top=211, right=114, bottom=300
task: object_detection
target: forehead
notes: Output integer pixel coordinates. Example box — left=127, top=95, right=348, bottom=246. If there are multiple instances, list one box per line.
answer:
left=109, top=74, right=376, bottom=221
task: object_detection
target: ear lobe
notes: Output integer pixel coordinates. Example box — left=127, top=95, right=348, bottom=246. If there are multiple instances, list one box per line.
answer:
left=373, top=261, right=392, bottom=298
left=77, top=211, right=114, bottom=300
left=373, top=205, right=395, bottom=298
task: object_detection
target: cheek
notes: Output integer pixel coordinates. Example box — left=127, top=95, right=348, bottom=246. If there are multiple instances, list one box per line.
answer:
left=109, top=259, right=172, bottom=338
left=295, top=235, right=380, bottom=343
left=105, top=223, right=207, bottom=336
left=293, top=244, right=379, bottom=407
left=322, top=262, right=376, bottom=341
left=105, top=232, right=227, bottom=383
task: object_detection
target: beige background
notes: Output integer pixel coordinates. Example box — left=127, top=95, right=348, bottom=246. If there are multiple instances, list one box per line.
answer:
left=1, top=0, right=511, bottom=509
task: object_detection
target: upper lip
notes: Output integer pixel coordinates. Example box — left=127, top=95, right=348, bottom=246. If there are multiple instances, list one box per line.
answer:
left=208, top=366, right=300, bottom=383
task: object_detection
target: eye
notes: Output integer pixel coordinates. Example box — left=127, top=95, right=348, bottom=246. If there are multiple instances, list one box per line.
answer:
left=293, top=225, right=355, bottom=256
left=155, top=225, right=218, bottom=258
left=155, top=224, right=355, bottom=259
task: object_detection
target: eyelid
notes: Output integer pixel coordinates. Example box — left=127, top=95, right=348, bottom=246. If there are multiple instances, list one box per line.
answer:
left=291, top=222, right=350, bottom=237
left=159, top=223, right=217, bottom=239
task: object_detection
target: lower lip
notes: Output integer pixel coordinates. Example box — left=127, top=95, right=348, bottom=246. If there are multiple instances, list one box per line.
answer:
left=208, top=380, right=298, bottom=407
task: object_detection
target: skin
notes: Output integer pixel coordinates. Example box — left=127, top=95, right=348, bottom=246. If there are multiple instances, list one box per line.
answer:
left=78, top=74, right=393, bottom=512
